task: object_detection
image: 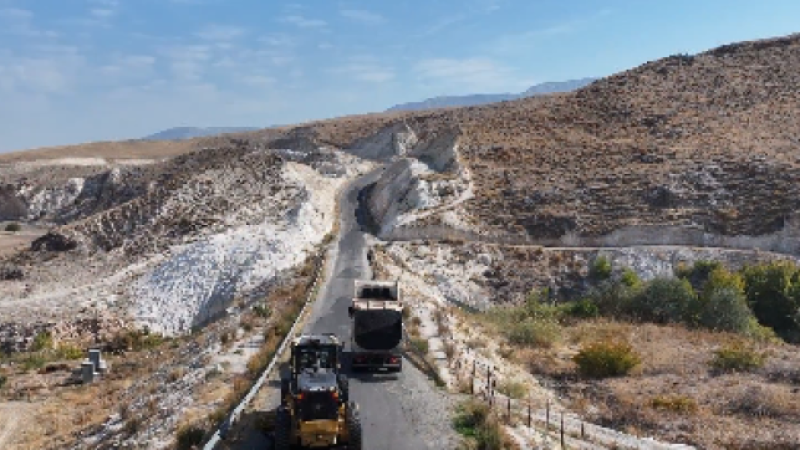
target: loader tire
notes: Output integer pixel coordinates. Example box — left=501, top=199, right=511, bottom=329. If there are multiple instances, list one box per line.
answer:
left=280, top=378, right=290, bottom=405
left=274, top=406, right=292, bottom=450
left=338, top=374, right=349, bottom=403
left=346, top=403, right=362, bottom=450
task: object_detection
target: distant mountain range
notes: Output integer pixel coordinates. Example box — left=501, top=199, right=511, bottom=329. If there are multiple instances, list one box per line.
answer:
left=385, top=77, right=598, bottom=112
left=141, top=78, right=597, bottom=140
left=142, top=127, right=260, bottom=141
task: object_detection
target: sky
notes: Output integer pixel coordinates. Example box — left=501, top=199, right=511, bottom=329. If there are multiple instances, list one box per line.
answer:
left=0, top=0, right=799, bottom=152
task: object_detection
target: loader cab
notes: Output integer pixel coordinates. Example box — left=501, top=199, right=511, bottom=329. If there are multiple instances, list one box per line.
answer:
left=291, top=335, right=341, bottom=374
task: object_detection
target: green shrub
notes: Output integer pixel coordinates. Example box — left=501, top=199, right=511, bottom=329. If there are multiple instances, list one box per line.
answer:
left=676, top=260, right=723, bottom=291
left=742, top=261, right=800, bottom=341
left=176, top=425, right=206, bottom=450
left=496, top=380, right=528, bottom=399
left=453, top=400, right=508, bottom=450
left=650, top=395, right=698, bottom=414
left=710, top=342, right=767, bottom=373
left=507, top=319, right=561, bottom=348
left=410, top=337, right=429, bottom=354
left=252, top=304, right=271, bottom=318
left=573, top=340, right=641, bottom=378
left=694, top=286, right=753, bottom=334
left=590, top=256, right=613, bottom=281
left=0, top=374, right=7, bottom=389
left=22, top=354, right=47, bottom=371
left=567, top=299, right=599, bottom=318
left=55, top=344, right=85, bottom=360
left=630, top=277, right=696, bottom=324
left=31, top=332, right=53, bottom=352
left=620, top=268, right=642, bottom=288
left=3, top=222, right=21, bottom=232
left=585, top=279, right=639, bottom=316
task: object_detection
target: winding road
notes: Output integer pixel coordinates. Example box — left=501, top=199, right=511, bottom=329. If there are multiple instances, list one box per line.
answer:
left=224, top=168, right=456, bottom=449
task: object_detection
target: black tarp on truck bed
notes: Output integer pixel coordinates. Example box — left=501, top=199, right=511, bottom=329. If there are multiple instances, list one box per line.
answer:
left=353, top=309, right=403, bottom=350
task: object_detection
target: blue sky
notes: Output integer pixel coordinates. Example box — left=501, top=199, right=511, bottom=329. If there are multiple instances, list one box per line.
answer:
left=1, top=0, right=799, bottom=152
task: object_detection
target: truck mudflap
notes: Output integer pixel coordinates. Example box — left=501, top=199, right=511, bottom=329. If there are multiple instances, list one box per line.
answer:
left=351, top=353, right=402, bottom=372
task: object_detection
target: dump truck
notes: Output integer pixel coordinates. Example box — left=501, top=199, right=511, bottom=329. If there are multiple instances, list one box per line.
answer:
left=347, top=280, right=404, bottom=372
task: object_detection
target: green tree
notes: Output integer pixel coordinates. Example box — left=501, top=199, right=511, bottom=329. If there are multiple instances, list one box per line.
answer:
left=675, top=260, right=723, bottom=292
left=741, top=261, right=800, bottom=341
left=590, top=256, right=613, bottom=281
left=630, top=277, right=696, bottom=324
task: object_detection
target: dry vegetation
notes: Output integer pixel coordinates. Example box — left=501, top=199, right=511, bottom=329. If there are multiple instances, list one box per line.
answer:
left=458, top=301, right=800, bottom=449
left=0, top=254, right=318, bottom=450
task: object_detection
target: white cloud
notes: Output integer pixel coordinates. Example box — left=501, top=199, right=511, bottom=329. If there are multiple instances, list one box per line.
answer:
left=340, top=9, right=384, bottom=25
left=329, top=57, right=394, bottom=83
left=280, top=15, right=326, bottom=28
left=414, top=57, right=530, bottom=92
left=158, top=45, right=212, bottom=82
left=417, top=13, right=466, bottom=37
left=195, top=24, right=246, bottom=41
left=0, top=7, right=32, bottom=19
left=489, top=9, right=612, bottom=55
left=0, top=7, right=59, bottom=38
left=240, top=74, right=275, bottom=87
left=259, top=33, right=296, bottom=47
left=90, top=8, right=115, bottom=18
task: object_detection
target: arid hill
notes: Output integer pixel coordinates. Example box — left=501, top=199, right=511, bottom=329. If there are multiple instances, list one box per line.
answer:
left=214, top=33, right=800, bottom=244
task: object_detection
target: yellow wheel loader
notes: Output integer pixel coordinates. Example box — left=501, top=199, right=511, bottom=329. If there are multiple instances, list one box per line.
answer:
left=274, top=334, right=362, bottom=449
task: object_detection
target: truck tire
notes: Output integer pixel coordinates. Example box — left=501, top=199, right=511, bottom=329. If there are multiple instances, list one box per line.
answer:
left=280, top=378, right=290, bottom=405
left=346, top=404, right=362, bottom=450
left=338, top=374, right=349, bottom=403
left=274, top=407, right=292, bottom=450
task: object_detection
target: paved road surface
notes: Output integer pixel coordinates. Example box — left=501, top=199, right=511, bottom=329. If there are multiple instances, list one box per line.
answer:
left=224, top=168, right=446, bottom=450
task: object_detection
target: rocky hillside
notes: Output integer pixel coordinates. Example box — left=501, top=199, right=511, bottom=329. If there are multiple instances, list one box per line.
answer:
left=4, top=32, right=800, bottom=333
left=198, top=33, right=800, bottom=253
left=0, top=140, right=373, bottom=335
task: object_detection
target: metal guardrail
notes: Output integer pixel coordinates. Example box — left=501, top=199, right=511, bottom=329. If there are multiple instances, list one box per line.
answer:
left=201, top=254, right=325, bottom=450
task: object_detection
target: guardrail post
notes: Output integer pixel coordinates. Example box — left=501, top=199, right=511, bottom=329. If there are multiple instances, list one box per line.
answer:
left=581, top=421, right=585, bottom=439
left=507, top=397, right=511, bottom=422
left=560, top=412, right=565, bottom=449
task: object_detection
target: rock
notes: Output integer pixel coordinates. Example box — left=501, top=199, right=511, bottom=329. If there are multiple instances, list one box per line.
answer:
left=0, top=265, right=24, bottom=281
left=31, top=232, right=78, bottom=252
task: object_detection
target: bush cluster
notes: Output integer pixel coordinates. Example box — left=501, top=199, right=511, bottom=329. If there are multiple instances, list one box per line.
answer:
left=710, top=342, right=768, bottom=373
left=452, top=399, right=511, bottom=450
left=573, top=340, right=641, bottom=378
left=577, top=259, right=800, bottom=342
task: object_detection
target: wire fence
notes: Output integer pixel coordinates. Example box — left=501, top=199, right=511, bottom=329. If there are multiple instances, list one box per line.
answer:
left=441, top=346, right=694, bottom=450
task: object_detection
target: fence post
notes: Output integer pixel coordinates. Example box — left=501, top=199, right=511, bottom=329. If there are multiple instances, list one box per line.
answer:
left=581, top=421, right=585, bottom=439
left=471, top=360, right=476, bottom=395
left=546, top=399, right=550, bottom=434
left=527, top=402, right=531, bottom=428
left=560, top=412, right=565, bottom=449
left=507, top=397, right=511, bottom=422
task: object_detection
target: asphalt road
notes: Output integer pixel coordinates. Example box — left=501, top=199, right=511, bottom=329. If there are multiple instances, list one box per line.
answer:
left=224, top=168, right=443, bottom=450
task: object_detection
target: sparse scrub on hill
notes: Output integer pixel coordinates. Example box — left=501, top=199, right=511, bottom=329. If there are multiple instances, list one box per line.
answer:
left=452, top=399, right=513, bottom=450
left=732, top=385, right=800, bottom=420
left=710, top=341, right=768, bottom=373
left=488, top=291, right=564, bottom=348
left=3, top=222, right=21, bottom=232
left=175, top=425, right=206, bottom=450
left=649, top=395, right=699, bottom=414
left=573, top=340, right=641, bottom=378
